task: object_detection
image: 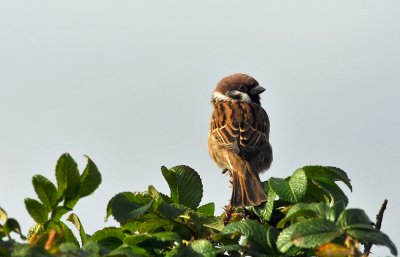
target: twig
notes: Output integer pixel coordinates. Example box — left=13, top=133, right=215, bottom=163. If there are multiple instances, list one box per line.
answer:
left=362, top=199, right=388, bottom=257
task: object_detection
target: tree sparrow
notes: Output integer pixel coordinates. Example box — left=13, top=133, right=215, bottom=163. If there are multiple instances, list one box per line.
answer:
left=208, top=73, right=272, bottom=207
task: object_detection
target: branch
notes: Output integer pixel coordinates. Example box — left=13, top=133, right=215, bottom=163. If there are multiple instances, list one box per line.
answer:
left=362, top=199, right=388, bottom=257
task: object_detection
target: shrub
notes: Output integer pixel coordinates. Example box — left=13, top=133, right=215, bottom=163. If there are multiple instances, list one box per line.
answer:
left=0, top=153, right=397, bottom=257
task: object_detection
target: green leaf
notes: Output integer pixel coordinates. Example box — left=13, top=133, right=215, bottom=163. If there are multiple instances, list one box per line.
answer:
left=177, top=239, right=216, bottom=257
left=64, top=197, right=80, bottom=209
left=44, top=220, right=80, bottom=246
left=288, top=202, right=320, bottom=217
left=275, top=230, right=302, bottom=256
left=310, top=178, right=349, bottom=205
left=314, top=202, right=336, bottom=222
left=346, top=229, right=397, bottom=256
left=90, top=227, right=126, bottom=250
left=337, top=208, right=372, bottom=230
left=252, top=182, right=277, bottom=222
left=214, top=244, right=249, bottom=256
left=302, top=166, right=352, bottom=191
left=58, top=243, right=79, bottom=254
left=0, top=207, right=8, bottom=223
left=108, top=245, right=150, bottom=257
left=148, top=186, right=187, bottom=219
left=190, top=240, right=215, bottom=256
left=61, top=222, right=80, bottom=246
left=24, top=198, right=48, bottom=224
left=79, top=155, right=102, bottom=197
left=82, top=241, right=100, bottom=253
left=277, top=218, right=342, bottom=252
left=278, top=202, right=336, bottom=228
left=332, top=201, right=346, bottom=221
left=50, top=206, right=71, bottom=221
left=269, top=169, right=308, bottom=203
left=9, top=244, right=51, bottom=257
left=108, top=192, right=153, bottom=224
left=161, top=165, right=203, bottom=209
left=124, top=231, right=181, bottom=246
left=222, top=220, right=278, bottom=255
left=222, top=220, right=263, bottom=237
left=200, top=215, right=224, bottom=232
left=264, top=183, right=277, bottom=221
left=197, top=203, right=215, bottom=216
left=185, top=210, right=224, bottom=238
left=302, top=180, right=331, bottom=203
left=66, top=213, right=88, bottom=245
left=151, top=231, right=181, bottom=242
left=32, top=175, right=58, bottom=209
left=121, top=213, right=174, bottom=234
left=55, top=153, right=81, bottom=202
left=266, top=227, right=280, bottom=255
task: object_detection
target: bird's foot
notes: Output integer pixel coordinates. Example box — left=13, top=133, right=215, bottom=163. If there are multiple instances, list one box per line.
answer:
left=222, top=205, right=234, bottom=226
left=222, top=204, right=246, bottom=225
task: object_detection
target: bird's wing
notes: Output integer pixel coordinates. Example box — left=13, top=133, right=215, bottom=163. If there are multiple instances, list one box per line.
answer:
left=210, top=100, right=269, bottom=159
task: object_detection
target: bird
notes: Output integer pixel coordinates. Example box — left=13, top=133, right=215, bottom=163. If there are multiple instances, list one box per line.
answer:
left=208, top=73, right=273, bottom=208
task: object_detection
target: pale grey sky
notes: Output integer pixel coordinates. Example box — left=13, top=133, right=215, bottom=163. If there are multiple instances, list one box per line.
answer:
left=0, top=1, right=399, bottom=255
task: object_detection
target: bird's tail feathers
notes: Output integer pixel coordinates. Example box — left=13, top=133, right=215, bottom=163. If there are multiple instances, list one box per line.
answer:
left=231, top=164, right=267, bottom=207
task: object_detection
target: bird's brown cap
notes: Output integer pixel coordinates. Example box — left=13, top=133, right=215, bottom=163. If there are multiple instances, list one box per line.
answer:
left=214, top=73, right=259, bottom=94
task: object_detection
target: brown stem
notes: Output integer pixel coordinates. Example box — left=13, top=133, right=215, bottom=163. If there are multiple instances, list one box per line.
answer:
left=362, top=199, right=388, bottom=257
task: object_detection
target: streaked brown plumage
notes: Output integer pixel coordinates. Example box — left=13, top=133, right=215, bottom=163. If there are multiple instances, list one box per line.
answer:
left=208, top=73, right=272, bottom=207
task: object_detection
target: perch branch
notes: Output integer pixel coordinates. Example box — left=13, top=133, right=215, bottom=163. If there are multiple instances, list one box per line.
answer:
left=362, top=199, right=388, bottom=257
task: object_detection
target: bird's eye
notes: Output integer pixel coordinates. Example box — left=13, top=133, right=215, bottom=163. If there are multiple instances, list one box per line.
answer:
left=238, top=85, right=246, bottom=91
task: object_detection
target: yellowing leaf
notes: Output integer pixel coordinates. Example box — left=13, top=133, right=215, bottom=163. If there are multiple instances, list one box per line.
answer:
left=316, top=243, right=353, bottom=257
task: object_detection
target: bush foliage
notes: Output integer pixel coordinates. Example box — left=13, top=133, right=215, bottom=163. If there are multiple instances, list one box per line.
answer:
left=0, top=153, right=397, bottom=257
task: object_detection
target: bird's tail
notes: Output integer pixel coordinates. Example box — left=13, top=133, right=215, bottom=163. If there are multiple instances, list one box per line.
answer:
left=231, top=164, right=267, bottom=207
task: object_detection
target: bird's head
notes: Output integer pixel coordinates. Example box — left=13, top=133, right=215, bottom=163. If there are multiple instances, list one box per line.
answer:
left=212, top=73, right=265, bottom=105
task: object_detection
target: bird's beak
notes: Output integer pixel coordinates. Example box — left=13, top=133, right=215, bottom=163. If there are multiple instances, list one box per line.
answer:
left=250, top=85, right=266, bottom=95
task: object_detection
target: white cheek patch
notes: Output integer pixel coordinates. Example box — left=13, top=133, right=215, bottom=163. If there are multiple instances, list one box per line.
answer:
left=212, top=92, right=231, bottom=101
left=212, top=91, right=252, bottom=102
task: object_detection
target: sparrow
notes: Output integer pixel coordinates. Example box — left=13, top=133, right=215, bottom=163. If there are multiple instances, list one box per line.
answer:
left=208, top=73, right=272, bottom=207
